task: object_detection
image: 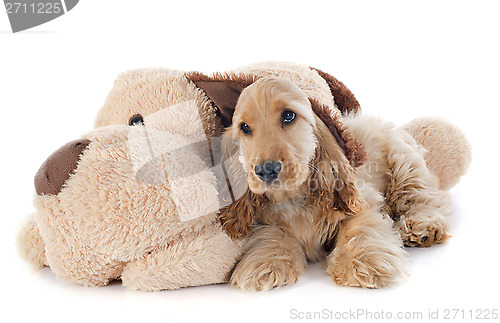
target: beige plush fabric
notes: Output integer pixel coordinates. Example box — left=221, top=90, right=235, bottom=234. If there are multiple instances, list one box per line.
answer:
left=18, top=67, right=244, bottom=290
left=95, top=68, right=220, bottom=138
left=403, top=117, right=472, bottom=190
left=26, top=126, right=242, bottom=290
left=227, top=61, right=336, bottom=109
left=17, top=213, right=47, bottom=267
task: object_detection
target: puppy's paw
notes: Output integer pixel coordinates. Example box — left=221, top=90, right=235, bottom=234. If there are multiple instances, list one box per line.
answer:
left=230, top=256, right=305, bottom=291
left=395, top=210, right=449, bottom=247
left=326, top=241, right=408, bottom=288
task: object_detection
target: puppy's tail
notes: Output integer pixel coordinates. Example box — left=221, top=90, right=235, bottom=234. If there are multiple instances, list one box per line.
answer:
left=403, top=117, right=472, bottom=190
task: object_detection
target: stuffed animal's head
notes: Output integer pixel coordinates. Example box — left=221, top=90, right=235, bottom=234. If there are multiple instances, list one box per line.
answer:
left=94, top=68, right=219, bottom=142
left=34, top=126, right=220, bottom=261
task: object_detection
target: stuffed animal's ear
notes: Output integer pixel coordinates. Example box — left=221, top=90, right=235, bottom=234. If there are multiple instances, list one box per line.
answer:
left=309, top=98, right=366, bottom=168
left=187, top=72, right=256, bottom=127
left=310, top=67, right=361, bottom=115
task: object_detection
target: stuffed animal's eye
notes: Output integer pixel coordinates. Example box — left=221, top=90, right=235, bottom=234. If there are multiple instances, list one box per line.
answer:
left=240, top=123, right=252, bottom=134
left=281, top=110, right=296, bottom=124
left=129, top=115, right=144, bottom=126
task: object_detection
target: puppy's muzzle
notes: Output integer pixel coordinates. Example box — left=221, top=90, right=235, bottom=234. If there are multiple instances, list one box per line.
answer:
left=255, top=161, right=282, bottom=183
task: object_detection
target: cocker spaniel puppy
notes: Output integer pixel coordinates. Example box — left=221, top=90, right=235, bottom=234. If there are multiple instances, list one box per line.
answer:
left=219, top=78, right=411, bottom=291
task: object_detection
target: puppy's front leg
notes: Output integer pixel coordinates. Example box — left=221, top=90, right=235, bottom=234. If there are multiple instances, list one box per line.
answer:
left=231, top=225, right=307, bottom=291
left=326, top=205, right=409, bottom=288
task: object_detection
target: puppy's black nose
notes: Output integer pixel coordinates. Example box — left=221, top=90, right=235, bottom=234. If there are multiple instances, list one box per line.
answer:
left=255, top=161, right=282, bottom=183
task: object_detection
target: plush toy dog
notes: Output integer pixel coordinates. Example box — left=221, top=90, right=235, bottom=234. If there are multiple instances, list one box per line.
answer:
left=19, top=125, right=242, bottom=291
left=17, top=62, right=471, bottom=290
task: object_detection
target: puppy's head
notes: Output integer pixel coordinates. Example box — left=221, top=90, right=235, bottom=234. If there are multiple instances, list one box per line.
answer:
left=225, top=78, right=317, bottom=202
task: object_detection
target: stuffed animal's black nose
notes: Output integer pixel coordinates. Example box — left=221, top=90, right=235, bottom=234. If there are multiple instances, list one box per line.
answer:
left=255, top=161, right=282, bottom=183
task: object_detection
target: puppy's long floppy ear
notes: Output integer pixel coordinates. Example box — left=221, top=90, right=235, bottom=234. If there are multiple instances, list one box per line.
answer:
left=311, top=114, right=365, bottom=215
left=310, top=67, right=361, bottom=115
left=187, top=72, right=257, bottom=127
left=218, top=190, right=266, bottom=240
left=310, top=98, right=366, bottom=168
left=217, top=128, right=266, bottom=240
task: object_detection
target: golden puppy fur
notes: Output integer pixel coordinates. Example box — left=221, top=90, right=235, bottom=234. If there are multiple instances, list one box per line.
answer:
left=345, top=115, right=454, bottom=248
left=220, top=78, right=412, bottom=290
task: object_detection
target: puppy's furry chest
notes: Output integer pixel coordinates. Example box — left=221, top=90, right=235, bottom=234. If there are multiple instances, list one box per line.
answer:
left=258, top=199, right=343, bottom=261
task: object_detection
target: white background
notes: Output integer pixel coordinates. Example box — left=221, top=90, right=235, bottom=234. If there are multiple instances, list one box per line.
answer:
left=1, top=1, right=499, bottom=322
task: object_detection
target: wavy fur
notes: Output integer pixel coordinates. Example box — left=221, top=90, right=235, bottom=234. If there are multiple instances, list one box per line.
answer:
left=219, top=78, right=409, bottom=290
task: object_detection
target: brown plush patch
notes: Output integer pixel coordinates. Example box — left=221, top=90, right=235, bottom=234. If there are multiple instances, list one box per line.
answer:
left=187, top=72, right=257, bottom=127
left=310, top=67, right=361, bottom=115
left=35, top=139, right=91, bottom=196
left=309, top=98, right=366, bottom=168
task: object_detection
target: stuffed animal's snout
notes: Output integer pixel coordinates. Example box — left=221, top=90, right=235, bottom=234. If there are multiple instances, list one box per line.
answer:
left=34, top=139, right=91, bottom=196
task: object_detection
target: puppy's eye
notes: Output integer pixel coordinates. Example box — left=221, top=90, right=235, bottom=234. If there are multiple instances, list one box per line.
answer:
left=129, top=114, right=144, bottom=126
left=240, top=123, right=252, bottom=134
left=281, top=110, right=296, bottom=124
